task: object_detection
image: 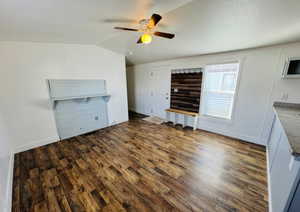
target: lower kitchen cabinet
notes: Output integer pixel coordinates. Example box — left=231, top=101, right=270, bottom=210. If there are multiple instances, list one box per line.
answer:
left=267, top=114, right=300, bottom=212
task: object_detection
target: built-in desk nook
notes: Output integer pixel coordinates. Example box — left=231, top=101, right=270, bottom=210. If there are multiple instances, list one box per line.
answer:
left=166, top=68, right=202, bottom=130
left=165, top=108, right=199, bottom=130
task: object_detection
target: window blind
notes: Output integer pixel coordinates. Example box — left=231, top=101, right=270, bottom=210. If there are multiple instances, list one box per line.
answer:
left=201, top=63, right=239, bottom=119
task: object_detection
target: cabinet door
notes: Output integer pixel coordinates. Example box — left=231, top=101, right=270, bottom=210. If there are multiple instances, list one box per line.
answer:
left=270, top=132, right=300, bottom=212
left=268, top=117, right=282, bottom=170
left=55, top=97, right=108, bottom=140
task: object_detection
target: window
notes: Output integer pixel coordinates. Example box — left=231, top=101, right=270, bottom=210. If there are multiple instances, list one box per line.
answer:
left=201, top=62, right=240, bottom=119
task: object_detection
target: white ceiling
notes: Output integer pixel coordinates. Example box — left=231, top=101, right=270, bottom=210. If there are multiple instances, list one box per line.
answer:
left=1, top=0, right=300, bottom=65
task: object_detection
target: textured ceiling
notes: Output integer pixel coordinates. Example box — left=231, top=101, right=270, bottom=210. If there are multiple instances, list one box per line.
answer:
left=1, top=0, right=300, bottom=64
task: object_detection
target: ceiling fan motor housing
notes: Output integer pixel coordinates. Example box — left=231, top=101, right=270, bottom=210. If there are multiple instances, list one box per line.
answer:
left=139, top=19, right=151, bottom=31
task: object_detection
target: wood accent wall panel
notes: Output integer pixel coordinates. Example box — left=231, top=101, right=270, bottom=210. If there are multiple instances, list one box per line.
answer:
left=170, top=72, right=202, bottom=112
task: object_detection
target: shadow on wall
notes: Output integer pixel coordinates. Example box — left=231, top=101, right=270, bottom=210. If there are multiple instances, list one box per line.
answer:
left=31, top=98, right=52, bottom=111
left=126, top=67, right=137, bottom=111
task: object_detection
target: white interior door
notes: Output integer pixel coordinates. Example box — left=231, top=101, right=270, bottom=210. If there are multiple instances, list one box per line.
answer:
left=149, top=67, right=171, bottom=118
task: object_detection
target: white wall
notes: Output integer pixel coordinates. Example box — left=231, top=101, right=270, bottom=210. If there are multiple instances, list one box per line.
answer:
left=0, top=115, right=13, bottom=212
left=0, top=41, right=128, bottom=211
left=0, top=42, right=128, bottom=152
left=127, top=42, right=300, bottom=146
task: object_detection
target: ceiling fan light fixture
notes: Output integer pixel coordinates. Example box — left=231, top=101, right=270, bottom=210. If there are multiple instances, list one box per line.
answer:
left=114, top=14, right=175, bottom=44
left=141, top=33, right=152, bottom=44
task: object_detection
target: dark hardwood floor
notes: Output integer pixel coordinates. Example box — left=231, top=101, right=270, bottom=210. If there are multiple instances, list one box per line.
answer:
left=12, top=117, right=268, bottom=212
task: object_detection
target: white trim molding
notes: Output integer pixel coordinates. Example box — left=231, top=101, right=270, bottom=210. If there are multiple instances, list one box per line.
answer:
left=4, top=151, right=15, bottom=212
left=198, top=123, right=263, bottom=146
left=266, top=147, right=273, bottom=212
left=171, top=68, right=203, bottom=74
left=14, top=136, right=60, bottom=154
left=5, top=137, right=60, bottom=212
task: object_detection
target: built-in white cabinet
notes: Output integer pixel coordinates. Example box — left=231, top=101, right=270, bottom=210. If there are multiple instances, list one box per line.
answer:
left=268, top=117, right=282, bottom=170
left=48, top=80, right=110, bottom=140
left=267, top=113, right=300, bottom=212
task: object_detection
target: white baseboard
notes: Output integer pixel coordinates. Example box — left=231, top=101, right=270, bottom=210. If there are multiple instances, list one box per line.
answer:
left=260, top=137, right=269, bottom=146
left=4, top=136, right=59, bottom=211
left=4, top=151, right=15, bottom=212
left=14, top=136, right=60, bottom=154
left=5, top=136, right=59, bottom=211
left=13, top=121, right=130, bottom=154
left=132, top=109, right=265, bottom=146
left=108, top=119, right=128, bottom=127
left=266, top=147, right=272, bottom=212
left=198, top=124, right=264, bottom=146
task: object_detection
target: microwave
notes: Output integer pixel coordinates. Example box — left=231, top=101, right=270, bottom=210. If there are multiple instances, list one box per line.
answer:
left=282, top=57, right=300, bottom=79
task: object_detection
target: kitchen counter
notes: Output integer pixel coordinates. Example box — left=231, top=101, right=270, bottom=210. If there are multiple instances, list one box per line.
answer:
left=273, top=102, right=300, bottom=157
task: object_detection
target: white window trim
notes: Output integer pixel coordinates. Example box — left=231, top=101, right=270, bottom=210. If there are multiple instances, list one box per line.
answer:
left=199, top=58, right=245, bottom=124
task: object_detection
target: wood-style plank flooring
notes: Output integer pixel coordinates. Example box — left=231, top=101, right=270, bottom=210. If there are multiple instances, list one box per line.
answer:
left=12, top=117, right=268, bottom=211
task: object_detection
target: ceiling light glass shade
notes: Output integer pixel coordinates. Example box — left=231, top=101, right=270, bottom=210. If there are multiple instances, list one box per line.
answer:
left=141, top=34, right=152, bottom=44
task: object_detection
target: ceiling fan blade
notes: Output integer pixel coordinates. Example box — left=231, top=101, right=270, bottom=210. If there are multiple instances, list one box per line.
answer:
left=103, top=18, right=137, bottom=24
left=149, top=13, right=162, bottom=27
left=154, top=31, right=175, bottom=39
left=137, top=36, right=143, bottom=44
left=114, top=27, right=139, bottom=31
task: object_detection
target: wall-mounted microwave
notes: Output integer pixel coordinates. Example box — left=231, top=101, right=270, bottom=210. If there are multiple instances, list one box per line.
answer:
left=282, top=57, right=300, bottom=79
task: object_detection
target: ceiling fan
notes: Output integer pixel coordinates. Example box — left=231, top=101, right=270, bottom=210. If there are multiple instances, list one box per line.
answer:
left=114, top=13, right=175, bottom=44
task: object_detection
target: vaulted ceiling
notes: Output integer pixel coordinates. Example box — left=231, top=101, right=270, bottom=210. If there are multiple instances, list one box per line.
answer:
left=1, top=0, right=300, bottom=65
